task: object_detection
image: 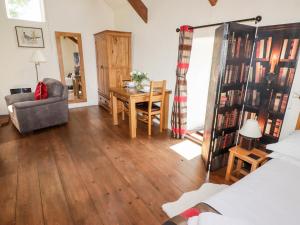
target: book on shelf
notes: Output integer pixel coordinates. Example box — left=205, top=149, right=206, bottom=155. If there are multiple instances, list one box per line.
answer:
left=219, top=89, right=244, bottom=107
left=239, top=63, right=250, bottom=83
left=280, top=94, right=288, bottom=113
left=265, top=119, right=273, bottom=135
left=254, top=62, right=266, bottom=83
left=265, top=118, right=283, bottom=137
left=280, top=38, right=300, bottom=60
left=280, top=39, right=288, bottom=60
left=224, top=65, right=243, bottom=84
left=213, top=132, right=237, bottom=152
left=245, top=89, right=261, bottom=107
left=256, top=37, right=272, bottom=59
left=269, top=93, right=289, bottom=113
left=216, top=109, right=239, bottom=130
left=242, top=111, right=257, bottom=125
left=277, top=67, right=288, bottom=86
left=273, top=119, right=283, bottom=137
left=272, top=93, right=282, bottom=112
left=289, top=39, right=300, bottom=60
left=229, top=32, right=253, bottom=59
left=286, top=68, right=295, bottom=87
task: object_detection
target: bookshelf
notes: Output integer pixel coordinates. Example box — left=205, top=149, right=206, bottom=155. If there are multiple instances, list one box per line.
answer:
left=203, top=22, right=300, bottom=171
left=243, top=23, right=300, bottom=145
left=202, top=23, right=256, bottom=171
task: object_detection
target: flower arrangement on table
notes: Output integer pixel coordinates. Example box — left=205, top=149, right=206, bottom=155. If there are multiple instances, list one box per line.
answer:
left=130, top=70, right=149, bottom=90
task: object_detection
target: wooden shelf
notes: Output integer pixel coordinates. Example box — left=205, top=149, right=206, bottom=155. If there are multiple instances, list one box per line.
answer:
left=221, top=83, right=245, bottom=92
left=226, top=57, right=251, bottom=64
left=215, top=126, right=239, bottom=136
left=218, top=104, right=242, bottom=113
left=268, top=110, right=284, bottom=119
left=244, top=105, right=260, bottom=113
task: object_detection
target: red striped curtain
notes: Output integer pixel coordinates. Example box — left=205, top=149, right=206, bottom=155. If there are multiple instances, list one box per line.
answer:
left=171, top=25, right=194, bottom=139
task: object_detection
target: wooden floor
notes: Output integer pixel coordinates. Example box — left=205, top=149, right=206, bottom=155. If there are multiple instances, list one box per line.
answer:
left=0, top=106, right=226, bottom=225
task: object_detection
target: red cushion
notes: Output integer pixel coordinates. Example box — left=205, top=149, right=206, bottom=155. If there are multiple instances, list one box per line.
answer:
left=180, top=208, right=201, bottom=219
left=34, top=82, right=48, bottom=100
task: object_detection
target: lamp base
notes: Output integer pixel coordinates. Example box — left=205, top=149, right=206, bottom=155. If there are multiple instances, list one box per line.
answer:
left=240, top=136, right=255, bottom=150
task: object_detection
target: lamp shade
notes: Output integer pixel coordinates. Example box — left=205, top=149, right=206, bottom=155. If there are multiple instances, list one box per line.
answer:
left=31, top=50, right=47, bottom=63
left=239, top=119, right=262, bottom=139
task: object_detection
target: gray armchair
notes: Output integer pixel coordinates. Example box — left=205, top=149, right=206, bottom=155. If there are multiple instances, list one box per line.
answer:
left=5, top=78, right=69, bottom=133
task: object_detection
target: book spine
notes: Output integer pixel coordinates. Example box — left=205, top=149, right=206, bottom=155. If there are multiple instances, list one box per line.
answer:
left=280, top=39, right=288, bottom=60
left=289, top=39, right=299, bottom=60
left=265, top=37, right=272, bottom=59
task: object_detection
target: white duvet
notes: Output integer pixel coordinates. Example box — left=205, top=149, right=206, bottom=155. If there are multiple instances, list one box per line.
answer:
left=204, top=159, right=300, bottom=225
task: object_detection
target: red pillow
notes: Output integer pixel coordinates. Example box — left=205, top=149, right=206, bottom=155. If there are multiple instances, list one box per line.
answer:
left=180, top=208, right=201, bottom=219
left=34, top=82, right=48, bottom=100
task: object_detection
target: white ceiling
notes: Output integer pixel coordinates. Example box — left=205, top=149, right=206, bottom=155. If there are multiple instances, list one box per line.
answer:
left=103, top=0, right=127, bottom=9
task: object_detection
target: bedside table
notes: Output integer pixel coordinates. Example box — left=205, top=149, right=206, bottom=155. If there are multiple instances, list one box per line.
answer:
left=225, top=146, right=268, bottom=182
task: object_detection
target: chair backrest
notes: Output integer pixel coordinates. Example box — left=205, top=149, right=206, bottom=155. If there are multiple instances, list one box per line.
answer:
left=148, top=80, right=166, bottom=112
left=43, top=78, right=67, bottom=99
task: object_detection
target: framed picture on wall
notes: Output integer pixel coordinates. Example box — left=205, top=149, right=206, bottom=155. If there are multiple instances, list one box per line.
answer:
left=15, top=26, right=45, bottom=48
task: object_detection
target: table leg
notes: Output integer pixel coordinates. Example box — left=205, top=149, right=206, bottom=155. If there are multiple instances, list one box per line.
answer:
left=163, top=92, right=170, bottom=130
left=112, top=94, right=118, bottom=125
left=225, top=152, right=235, bottom=182
left=251, top=163, right=258, bottom=172
left=129, top=98, right=136, bottom=138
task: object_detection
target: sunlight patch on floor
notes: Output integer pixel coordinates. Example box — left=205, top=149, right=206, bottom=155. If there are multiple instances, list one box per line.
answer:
left=170, top=140, right=202, bottom=160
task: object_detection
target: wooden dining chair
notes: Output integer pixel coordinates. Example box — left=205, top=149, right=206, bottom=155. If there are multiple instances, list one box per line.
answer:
left=136, top=80, right=166, bottom=135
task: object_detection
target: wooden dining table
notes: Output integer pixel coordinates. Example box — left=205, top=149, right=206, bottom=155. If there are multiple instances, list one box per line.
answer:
left=110, top=87, right=172, bottom=138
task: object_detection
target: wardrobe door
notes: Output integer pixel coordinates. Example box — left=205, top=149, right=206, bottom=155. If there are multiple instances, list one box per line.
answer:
left=95, top=34, right=110, bottom=98
left=108, top=34, right=131, bottom=88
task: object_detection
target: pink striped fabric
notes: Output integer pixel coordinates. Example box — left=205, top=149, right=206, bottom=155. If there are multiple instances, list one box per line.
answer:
left=171, top=25, right=194, bottom=139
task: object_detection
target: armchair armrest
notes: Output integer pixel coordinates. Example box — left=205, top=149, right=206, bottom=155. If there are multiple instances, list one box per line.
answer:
left=13, top=97, right=62, bottom=110
left=5, top=93, right=35, bottom=106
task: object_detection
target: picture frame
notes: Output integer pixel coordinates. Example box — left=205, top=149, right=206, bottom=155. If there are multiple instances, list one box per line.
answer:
left=15, top=26, right=45, bottom=48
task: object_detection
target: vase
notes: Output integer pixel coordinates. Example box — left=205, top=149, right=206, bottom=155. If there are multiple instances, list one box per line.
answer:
left=135, top=82, right=143, bottom=90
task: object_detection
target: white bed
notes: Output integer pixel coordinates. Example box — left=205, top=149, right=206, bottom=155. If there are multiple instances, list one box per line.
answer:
left=197, top=115, right=300, bottom=225
left=164, top=116, right=300, bottom=225
left=204, top=158, right=300, bottom=225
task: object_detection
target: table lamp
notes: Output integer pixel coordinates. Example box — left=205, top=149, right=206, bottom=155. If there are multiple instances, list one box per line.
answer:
left=31, top=50, right=46, bottom=82
left=239, top=119, right=262, bottom=150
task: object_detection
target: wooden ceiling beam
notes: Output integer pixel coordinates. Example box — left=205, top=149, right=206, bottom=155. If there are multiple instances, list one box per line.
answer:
left=127, top=0, right=148, bottom=23
left=209, top=0, right=218, bottom=6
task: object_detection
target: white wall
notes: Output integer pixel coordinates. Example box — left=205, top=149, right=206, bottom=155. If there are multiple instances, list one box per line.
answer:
left=0, top=0, right=114, bottom=114
left=114, top=0, right=300, bottom=137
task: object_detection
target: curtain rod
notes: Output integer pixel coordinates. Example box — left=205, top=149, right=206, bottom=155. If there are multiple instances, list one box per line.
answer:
left=176, top=16, right=262, bottom=32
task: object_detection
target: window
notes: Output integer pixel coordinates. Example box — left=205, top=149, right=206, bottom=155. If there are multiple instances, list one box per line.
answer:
left=5, top=0, right=45, bottom=22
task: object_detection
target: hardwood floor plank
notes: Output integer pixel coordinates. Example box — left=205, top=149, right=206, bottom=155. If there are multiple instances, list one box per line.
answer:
left=16, top=139, right=44, bottom=225
left=50, top=132, right=104, bottom=225
left=33, top=133, right=75, bottom=225
left=0, top=141, right=19, bottom=225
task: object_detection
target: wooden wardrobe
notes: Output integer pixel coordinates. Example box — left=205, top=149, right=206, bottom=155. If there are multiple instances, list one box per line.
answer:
left=94, top=30, right=132, bottom=110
